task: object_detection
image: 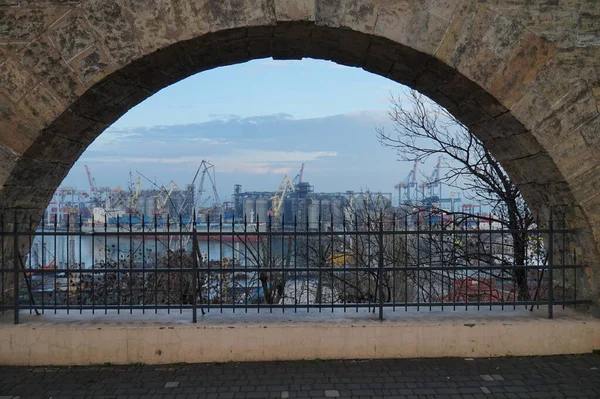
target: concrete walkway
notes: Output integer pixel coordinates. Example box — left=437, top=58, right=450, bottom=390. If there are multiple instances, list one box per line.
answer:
left=1, top=355, right=599, bottom=398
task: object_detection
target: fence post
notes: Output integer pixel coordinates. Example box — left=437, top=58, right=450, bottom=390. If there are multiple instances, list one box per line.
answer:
left=548, top=207, right=554, bottom=319
left=191, top=212, right=198, bottom=323
left=378, top=213, right=384, bottom=321
left=13, top=212, right=19, bottom=325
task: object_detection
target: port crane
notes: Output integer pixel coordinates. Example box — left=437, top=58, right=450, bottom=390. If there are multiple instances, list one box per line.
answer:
left=270, top=175, right=295, bottom=220
left=422, top=156, right=443, bottom=199
left=154, top=180, right=180, bottom=216
left=127, top=175, right=142, bottom=214
left=291, top=163, right=305, bottom=186
left=395, top=159, right=419, bottom=206
left=195, top=160, right=221, bottom=212
left=84, top=165, right=97, bottom=196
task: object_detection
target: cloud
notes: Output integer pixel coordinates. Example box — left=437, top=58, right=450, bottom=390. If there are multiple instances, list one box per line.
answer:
left=82, top=150, right=337, bottom=175
left=88, top=131, right=141, bottom=149
left=187, top=138, right=229, bottom=145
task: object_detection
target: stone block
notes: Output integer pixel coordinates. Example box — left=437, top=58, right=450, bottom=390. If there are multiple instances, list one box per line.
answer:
left=421, top=0, right=460, bottom=22
left=272, top=22, right=310, bottom=59
left=577, top=115, right=600, bottom=154
left=0, top=138, right=21, bottom=184
left=3, top=157, right=69, bottom=190
left=488, top=31, right=557, bottom=108
left=274, top=0, right=315, bottom=22
left=0, top=7, right=70, bottom=41
left=198, top=0, right=247, bottom=33
left=531, top=80, right=599, bottom=150
left=0, top=58, right=37, bottom=103
left=518, top=181, right=575, bottom=209
left=437, top=73, right=481, bottom=107
left=0, top=185, right=55, bottom=210
left=474, top=92, right=507, bottom=119
left=248, top=36, right=274, bottom=60
left=385, top=40, right=431, bottom=85
left=473, top=112, right=528, bottom=141
left=82, top=0, right=141, bottom=67
left=0, top=94, right=40, bottom=154
left=434, top=1, right=478, bottom=66
left=549, top=131, right=597, bottom=181
left=570, top=164, right=600, bottom=204
left=484, top=132, right=541, bottom=163
left=69, top=45, right=113, bottom=85
left=24, top=132, right=86, bottom=165
left=375, top=4, right=450, bottom=56
left=245, top=0, right=277, bottom=27
left=17, top=85, right=64, bottom=130
left=315, top=0, right=344, bottom=28
left=502, top=153, right=562, bottom=185
left=47, top=10, right=97, bottom=62
left=121, top=0, right=208, bottom=53
left=18, top=36, right=85, bottom=103
left=316, top=0, right=378, bottom=33
left=46, top=109, right=108, bottom=144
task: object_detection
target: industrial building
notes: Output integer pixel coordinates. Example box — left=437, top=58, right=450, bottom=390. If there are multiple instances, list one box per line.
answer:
left=44, top=160, right=481, bottom=229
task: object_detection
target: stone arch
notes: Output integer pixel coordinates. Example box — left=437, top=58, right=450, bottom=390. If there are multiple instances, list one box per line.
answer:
left=1, top=1, right=599, bottom=306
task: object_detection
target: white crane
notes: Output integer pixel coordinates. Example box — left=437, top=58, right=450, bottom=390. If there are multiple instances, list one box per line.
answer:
left=195, top=160, right=221, bottom=212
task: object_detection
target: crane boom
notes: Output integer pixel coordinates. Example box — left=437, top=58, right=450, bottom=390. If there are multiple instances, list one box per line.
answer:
left=84, top=165, right=97, bottom=194
left=292, top=163, right=306, bottom=186
left=270, top=175, right=295, bottom=219
left=130, top=177, right=142, bottom=210
left=195, top=160, right=221, bottom=211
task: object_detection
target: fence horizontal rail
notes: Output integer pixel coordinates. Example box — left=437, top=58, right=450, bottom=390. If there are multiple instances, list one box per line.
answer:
left=0, top=300, right=590, bottom=312
left=0, top=264, right=585, bottom=274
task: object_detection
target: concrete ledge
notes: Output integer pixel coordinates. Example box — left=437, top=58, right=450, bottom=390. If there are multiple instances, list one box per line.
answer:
left=1, top=308, right=599, bottom=365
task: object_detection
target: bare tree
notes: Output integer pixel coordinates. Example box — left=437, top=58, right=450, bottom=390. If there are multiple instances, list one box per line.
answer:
left=377, top=90, right=535, bottom=300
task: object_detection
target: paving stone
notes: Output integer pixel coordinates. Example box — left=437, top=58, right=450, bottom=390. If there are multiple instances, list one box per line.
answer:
left=164, top=382, right=180, bottom=388
left=0, top=356, right=599, bottom=398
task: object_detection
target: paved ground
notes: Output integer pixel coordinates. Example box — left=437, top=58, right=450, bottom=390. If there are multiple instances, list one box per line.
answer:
left=1, top=355, right=599, bottom=399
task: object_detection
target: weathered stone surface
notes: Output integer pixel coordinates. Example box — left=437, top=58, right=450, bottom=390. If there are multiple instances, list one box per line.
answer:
left=18, top=36, right=85, bottom=103
left=17, top=85, right=64, bottom=129
left=0, top=0, right=599, bottom=306
left=0, top=94, right=39, bottom=154
left=531, top=80, right=599, bottom=150
left=0, top=7, right=70, bottom=41
left=549, top=131, right=597, bottom=181
left=0, top=58, right=36, bottom=103
left=47, top=10, right=96, bottom=62
left=69, top=45, right=112, bottom=85
left=374, top=3, right=449, bottom=56
left=488, top=31, right=557, bottom=107
left=275, top=0, right=315, bottom=22
left=81, top=0, right=141, bottom=66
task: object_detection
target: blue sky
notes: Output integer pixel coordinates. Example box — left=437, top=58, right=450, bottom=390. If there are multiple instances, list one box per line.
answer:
left=111, top=59, right=402, bottom=129
left=63, top=58, right=434, bottom=201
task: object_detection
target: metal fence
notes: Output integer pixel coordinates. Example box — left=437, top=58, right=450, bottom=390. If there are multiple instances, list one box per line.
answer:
left=0, top=209, right=590, bottom=324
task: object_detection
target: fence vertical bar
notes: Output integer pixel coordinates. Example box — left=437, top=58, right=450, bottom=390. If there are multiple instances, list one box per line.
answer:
left=548, top=207, right=554, bottom=319
left=378, top=213, right=384, bottom=321
left=13, top=211, right=19, bottom=324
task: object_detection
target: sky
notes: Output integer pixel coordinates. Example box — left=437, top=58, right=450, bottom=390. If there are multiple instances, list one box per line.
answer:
left=62, top=58, right=438, bottom=202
